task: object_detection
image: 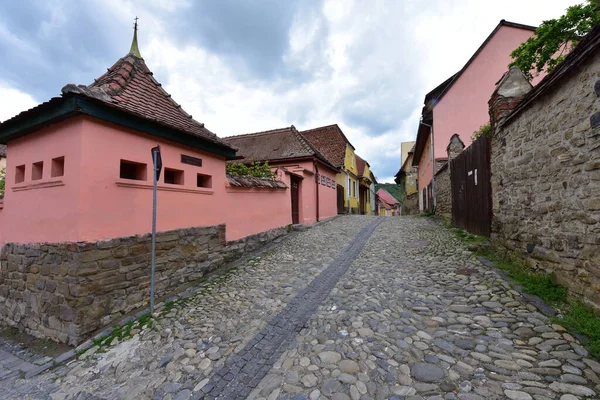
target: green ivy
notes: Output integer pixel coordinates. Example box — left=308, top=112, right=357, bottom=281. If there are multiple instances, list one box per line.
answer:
left=226, top=160, right=274, bottom=178
left=471, top=124, right=491, bottom=142
left=510, top=1, right=600, bottom=79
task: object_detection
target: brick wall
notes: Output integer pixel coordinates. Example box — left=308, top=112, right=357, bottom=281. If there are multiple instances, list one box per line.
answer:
left=491, top=52, right=600, bottom=309
left=434, top=164, right=452, bottom=216
left=0, top=224, right=289, bottom=345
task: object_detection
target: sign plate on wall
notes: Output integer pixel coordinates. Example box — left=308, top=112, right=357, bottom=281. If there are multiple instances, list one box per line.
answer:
left=181, top=154, right=203, bottom=167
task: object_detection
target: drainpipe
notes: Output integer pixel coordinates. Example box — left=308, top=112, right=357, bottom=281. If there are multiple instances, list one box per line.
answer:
left=314, top=158, right=320, bottom=222
left=420, top=119, right=436, bottom=211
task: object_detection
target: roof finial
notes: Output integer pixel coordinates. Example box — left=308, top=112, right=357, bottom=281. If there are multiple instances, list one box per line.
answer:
left=130, top=17, right=141, bottom=58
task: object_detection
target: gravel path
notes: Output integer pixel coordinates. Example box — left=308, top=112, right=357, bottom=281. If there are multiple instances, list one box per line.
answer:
left=4, top=216, right=600, bottom=400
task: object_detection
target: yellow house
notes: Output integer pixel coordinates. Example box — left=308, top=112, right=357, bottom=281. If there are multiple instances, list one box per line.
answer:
left=302, top=124, right=365, bottom=214
left=355, top=154, right=376, bottom=215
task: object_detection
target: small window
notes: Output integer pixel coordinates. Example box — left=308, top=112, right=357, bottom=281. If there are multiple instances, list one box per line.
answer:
left=51, top=157, right=65, bottom=177
left=164, top=168, right=184, bottom=185
left=120, top=160, right=147, bottom=181
left=15, top=165, right=25, bottom=183
left=197, top=173, right=212, bottom=188
left=32, top=161, right=43, bottom=181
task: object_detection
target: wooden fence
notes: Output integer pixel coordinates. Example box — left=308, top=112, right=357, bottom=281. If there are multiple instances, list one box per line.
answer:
left=450, top=134, right=492, bottom=237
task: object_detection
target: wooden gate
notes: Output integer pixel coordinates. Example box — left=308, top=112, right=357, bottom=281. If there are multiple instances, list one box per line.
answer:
left=291, top=176, right=300, bottom=224
left=450, top=134, right=492, bottom=237
left=337, top=184, right=345, bottom=214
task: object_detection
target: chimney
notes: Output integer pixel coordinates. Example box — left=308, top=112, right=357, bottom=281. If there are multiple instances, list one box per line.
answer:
left=489, top=67, right=532, bottom=130
left=446, top=134, right=465, bottom=162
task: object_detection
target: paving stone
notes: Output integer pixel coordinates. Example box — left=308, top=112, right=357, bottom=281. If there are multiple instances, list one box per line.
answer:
left=4, top=216, right=600, bottom=400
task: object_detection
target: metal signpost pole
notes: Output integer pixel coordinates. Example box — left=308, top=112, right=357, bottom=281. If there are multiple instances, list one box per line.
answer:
left=150, top=145, right=161, bottom=313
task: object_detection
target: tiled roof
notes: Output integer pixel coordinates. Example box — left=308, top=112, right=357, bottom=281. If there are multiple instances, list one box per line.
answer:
left=355, top=154, right=367, bottom=177
left=227, top=175, right=287, bottom=189
left=0, top=144, right=6, bottom=157
left=61, top=53, right=234, bottom=150
left=224, top=126, right=336, bottom=170
left=301, top=124, right=353, bottom=168
left=377, top=189, right=400, bottom=206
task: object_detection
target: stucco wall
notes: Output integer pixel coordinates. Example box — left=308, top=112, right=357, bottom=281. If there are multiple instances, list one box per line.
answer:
left=433, top=25, right=543, bottom=161
left=491, top=51, right=600, bottom=310
left=0, top=117, right=300, bottom=244
left=224, top=174, right=291, bottom=241
left=0, top=119, right=84, bottom=244
left=417, top=134, right=433, bottom=210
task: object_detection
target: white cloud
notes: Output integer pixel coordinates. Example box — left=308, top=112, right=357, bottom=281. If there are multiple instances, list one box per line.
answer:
left=0, top=0, right=578, bottom=180
left=0, top=82, right=38, bottom=122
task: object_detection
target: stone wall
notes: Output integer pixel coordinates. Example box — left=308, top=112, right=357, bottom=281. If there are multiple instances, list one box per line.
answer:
left=402, top=192, right=419, bottom=215
left=491, top=50, right=600, bottom=310
left=434, top=164, right=452, bottom=216
left=0, top=224, right=290, bottom=345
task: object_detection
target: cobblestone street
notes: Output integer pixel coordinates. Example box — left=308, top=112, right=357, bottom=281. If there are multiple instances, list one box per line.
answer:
left=4, top=216, right=600, bottom=399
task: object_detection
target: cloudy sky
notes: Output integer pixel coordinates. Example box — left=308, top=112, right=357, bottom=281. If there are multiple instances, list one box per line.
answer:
left=0, top=0, right=577, bottom=182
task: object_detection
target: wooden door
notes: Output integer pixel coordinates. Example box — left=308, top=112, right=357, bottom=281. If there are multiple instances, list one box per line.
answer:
left=337, top=184, right=345, bottom=214
left=450, top=134, right=492, bottom=237
left=291, top=176, right=300, bottom=224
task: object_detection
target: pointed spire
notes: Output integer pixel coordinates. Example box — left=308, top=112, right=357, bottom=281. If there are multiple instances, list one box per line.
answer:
left=129, top=17, right=141, bottom=58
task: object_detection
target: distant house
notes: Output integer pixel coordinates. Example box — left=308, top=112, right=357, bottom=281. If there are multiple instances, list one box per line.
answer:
left=302, top=124, right=363, bottom=214
left=376, top=188, right=400, bottom=216
left=411, top=20, right=544, bottom=212
left=224, top=126, right=339, bottom=224
left=394, top=144, right=419, bottom=214
left=355, top=154, right=376, bottom=215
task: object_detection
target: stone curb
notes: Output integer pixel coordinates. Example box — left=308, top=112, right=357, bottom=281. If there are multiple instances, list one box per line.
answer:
left=22, top=226, right=307, bottom=379
left=476, top=255, right=557, bottom=317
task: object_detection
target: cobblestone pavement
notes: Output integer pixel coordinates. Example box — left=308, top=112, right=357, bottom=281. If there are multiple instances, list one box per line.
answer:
left=5, top=216, right=600, bottom=399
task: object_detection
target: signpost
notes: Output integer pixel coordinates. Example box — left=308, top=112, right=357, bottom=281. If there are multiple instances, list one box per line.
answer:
left=150, top=145, right=162, bottom=313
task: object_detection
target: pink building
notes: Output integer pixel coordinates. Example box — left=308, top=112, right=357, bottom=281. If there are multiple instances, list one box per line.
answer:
left=412, top=20, right=544, bottom=212
left=0, top=32, right=307, bottom=246
left=224, top=126, right=339, bottom=225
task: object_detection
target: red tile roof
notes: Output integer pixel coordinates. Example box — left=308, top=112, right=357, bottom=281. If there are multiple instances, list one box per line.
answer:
left=223, top=126, right=337, bottom=170
left=301, top=124, right=354, bottom=168
left=355, top=154, right=371, bottom=178
left=377, top=189, right=400, bottom=206
left=61, top=54, right=234, bottom=150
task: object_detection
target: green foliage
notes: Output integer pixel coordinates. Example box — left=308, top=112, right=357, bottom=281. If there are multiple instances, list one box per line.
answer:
left=510, top=1, right=600, bottom=79
left=226, top=160, right=274, bottom=178
left=0, top=168, right=5, bottom=196
left=559, top=301, right=600, bottom=358
left=375, top=183, right=405, bottom=203
left=471, top=124, right=491, bottom=142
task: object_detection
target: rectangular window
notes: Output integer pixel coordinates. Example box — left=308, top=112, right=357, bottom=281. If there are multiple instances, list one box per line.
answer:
left=164, top=168, right=184, bottom=185
left=51, top=156, right=65, bottom=177
left=120, top=160, right=147, bottom=181
left=15, top=165, right=25, bottom=183
left=347, top=177, right=351, bottom=197
left=196, top=173, right=212, bottom=188
left=32, top=161, right=43, bottom=181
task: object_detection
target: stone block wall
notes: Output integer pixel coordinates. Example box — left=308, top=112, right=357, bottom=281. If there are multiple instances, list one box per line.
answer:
left=402, top=192, right=419, bottom=215
left=0, top=224, right=290, bottom=345
left=490, top=51, right=600, bottom=309
left=434, top=164, right=452, bottom=216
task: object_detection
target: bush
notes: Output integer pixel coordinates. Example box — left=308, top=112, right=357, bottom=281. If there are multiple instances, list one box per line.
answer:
left=226, top=160, right=274, bottom=178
